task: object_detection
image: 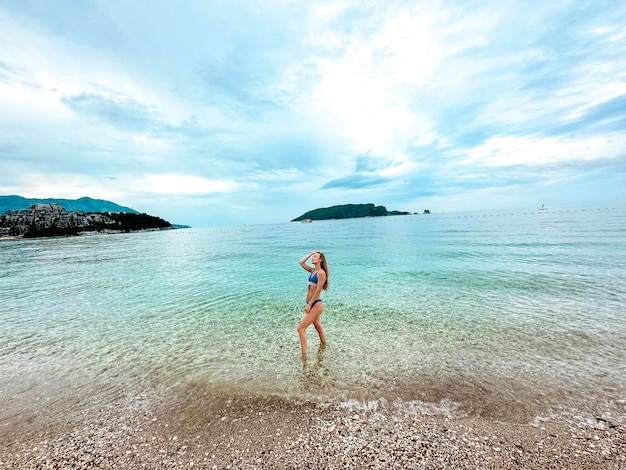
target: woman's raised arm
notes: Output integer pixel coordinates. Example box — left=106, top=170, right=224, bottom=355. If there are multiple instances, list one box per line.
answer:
left=299, top=251, right=316, bottom=272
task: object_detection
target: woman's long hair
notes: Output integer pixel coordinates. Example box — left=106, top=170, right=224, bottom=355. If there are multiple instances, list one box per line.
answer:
left=318, top=252, right=330, bottom=290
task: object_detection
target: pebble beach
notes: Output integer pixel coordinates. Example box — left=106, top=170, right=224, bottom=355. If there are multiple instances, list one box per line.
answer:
left=2, top=211, right=626, bottom=468
left=1, top=391, right=624, bottom=469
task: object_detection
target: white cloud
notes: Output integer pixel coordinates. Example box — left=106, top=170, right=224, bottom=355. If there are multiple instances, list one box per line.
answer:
left=140, top=174, right=239, bottom=195
left=1, top=1, right=625, bottom=226
left=301, top=4, right=450, bottom=154
left=0, top=172, right=127, bottom=201
left=462, top=133, right=626, bottom=167
left=563, top=87, right=626, bottom=122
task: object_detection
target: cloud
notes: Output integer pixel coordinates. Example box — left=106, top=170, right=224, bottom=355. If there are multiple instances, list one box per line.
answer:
left=322, top=173, right=390, bottom=190
left=561, top=92, right=626, bottom=133
left=140, top=174, right=239, bottom=196
left=323, top=150, right=424, bottom=190
left=0, top=171, right=129, bottom=202
left=462, top=133, right=626, bottom=168
left=0, top=1, right=625, bottom=226
left=61, top=92, right=159, bottom=132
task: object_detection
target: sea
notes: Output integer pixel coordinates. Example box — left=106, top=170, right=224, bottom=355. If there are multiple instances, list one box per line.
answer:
left=1, top=206, right=625, bottom=430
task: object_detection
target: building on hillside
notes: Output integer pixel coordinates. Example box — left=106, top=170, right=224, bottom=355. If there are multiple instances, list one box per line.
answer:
left=0, top=203, right=98, bottom=234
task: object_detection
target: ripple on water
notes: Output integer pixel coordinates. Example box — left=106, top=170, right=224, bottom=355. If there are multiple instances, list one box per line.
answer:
left=1, top=208, right=625, bottom=427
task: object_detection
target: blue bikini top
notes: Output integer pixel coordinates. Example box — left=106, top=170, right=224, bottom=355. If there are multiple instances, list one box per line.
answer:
left=308, top=270, right=318, bottom=284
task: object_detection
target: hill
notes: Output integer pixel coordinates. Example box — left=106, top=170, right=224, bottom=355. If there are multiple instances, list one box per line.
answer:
left=291, top=203, right=410, bottom=221
left=0, top=196, right=138, bottom=215
left=1, top=203, right=175, bottom=238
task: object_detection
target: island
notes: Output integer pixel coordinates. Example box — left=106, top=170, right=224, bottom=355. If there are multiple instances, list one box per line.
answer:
left=291, top=203, right=411, bottom=222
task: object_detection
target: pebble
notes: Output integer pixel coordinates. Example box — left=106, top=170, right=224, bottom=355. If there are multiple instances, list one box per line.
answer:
left=1, top=394, right=625, bottom=469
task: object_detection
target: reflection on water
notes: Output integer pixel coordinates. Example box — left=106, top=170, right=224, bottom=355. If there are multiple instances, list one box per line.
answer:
left=301, top=344, right=330, bottom=392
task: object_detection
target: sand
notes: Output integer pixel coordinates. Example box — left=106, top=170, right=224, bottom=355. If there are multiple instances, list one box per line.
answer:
left=1, top=389, right=624, bottom=469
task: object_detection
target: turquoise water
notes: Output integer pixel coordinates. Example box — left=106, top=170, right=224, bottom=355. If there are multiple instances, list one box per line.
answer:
left=1, top=207, right=625, bottom=425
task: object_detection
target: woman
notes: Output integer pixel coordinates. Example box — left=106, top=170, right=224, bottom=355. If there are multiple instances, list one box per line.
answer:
left=298, top=250, right=329, bottom=361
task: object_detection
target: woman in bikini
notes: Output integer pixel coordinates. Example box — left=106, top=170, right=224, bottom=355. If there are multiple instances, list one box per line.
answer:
left=298, top=250, right=329, bottom=361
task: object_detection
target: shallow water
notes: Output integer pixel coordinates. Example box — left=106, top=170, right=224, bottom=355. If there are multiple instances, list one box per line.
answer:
left=1, top=207, right=625, bottom=426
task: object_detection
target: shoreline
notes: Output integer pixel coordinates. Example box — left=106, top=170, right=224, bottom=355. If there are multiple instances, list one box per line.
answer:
left=0, top=227, right=175, bottom=242
left=1, top=391, right=624, bottom=469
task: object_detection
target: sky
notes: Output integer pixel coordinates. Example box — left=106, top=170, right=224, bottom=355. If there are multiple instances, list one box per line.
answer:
left=0, top=0, right=625, bottom=227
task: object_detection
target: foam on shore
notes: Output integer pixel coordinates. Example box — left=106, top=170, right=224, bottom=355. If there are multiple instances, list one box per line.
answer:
left=1, top=389, right=624, bottom=469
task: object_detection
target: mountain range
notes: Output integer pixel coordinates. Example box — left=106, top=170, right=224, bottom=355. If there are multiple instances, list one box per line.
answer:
left=0, top=196, right=139, bottom=215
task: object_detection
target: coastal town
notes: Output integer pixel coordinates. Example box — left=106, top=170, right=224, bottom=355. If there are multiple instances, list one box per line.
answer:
left=0, top=203, right=171, bottom=238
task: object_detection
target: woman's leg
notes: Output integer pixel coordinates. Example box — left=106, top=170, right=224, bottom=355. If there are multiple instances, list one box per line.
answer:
left=313, top=313, right=326, bottom=345
left=297, top=304, right=324, bottom=361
